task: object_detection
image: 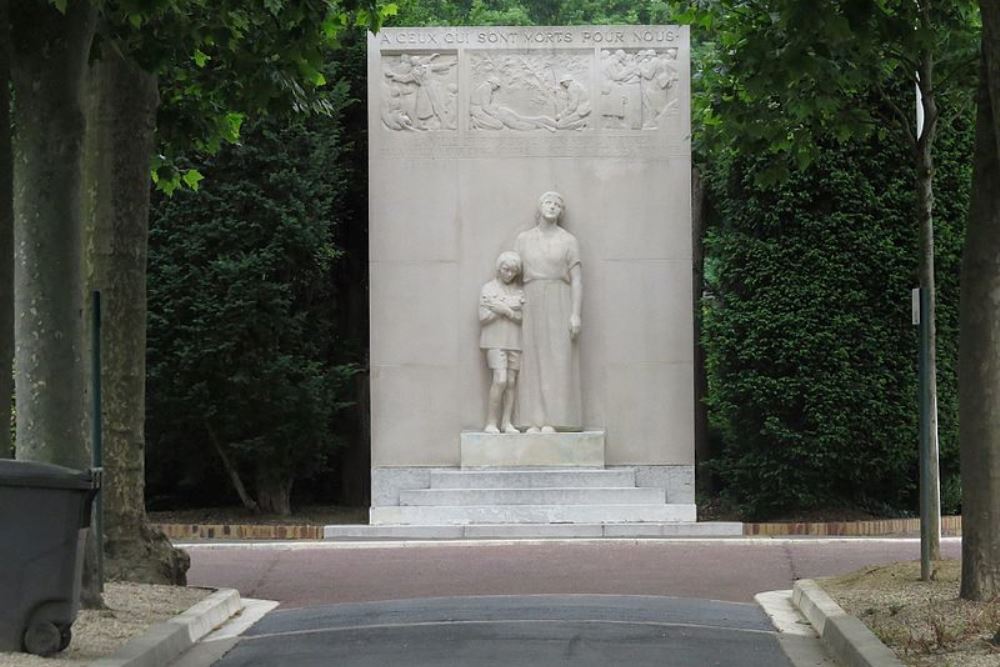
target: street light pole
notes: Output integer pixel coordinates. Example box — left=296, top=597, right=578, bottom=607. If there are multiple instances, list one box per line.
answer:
left=914, top=80, right=941, bottom=582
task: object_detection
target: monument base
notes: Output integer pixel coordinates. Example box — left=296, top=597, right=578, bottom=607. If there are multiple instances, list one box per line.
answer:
left=370, top=502, right=696, bottom=525
left=369, top=463, right=697, bottom=526
left=326, top=521, right=742, bottom=539
left=460, top=431, right=605, bottom=468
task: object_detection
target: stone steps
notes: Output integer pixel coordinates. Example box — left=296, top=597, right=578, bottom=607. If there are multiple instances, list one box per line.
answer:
left=429, top=469, right=636, bottom=489
left=399, top=487, right=665, bottom=506
left=324, top=521, right=744, bottom=539
left=370, top=503, right=697, bottom=525
left=371, top=458, right=698, bottom=527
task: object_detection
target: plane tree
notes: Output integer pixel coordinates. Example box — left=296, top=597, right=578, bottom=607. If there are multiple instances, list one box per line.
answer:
left=6, top=0, right=385, bottom=591
left=960, top=0, right=1000, bottom=601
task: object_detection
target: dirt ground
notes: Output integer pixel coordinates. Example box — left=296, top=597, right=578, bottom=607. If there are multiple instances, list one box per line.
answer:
left=0, top=583, right=210, bottom=667
left=695, top=495, right=886, bottom=522
left=820, top=560, right=1000, bottom=667
left=148, top=504, right=367, bottom=526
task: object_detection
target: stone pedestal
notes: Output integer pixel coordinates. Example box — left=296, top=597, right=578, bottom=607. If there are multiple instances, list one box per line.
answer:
left=460, top=431, right=605, bottom=468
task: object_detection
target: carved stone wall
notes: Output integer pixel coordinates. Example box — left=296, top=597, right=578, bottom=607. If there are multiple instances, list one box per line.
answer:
left=369, top=26, right=693, bottom=468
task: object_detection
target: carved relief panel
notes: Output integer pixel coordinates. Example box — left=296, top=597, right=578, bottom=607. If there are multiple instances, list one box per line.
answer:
left=377, top=44, right=683, bottom=134
left=597, top=48, right=680, bottom=130
left=381, top=53, right=459, bottom=131
left=468, top=52, right=592, bottom=132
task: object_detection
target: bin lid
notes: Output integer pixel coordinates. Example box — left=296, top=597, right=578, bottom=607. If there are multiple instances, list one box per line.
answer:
left=0, top=460, right=101, bottom=490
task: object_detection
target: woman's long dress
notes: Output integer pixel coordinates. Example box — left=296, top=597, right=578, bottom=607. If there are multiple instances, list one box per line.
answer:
left=515, top=225, right=582, bottom=430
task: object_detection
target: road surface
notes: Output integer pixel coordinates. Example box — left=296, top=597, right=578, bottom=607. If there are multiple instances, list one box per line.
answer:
left=176, top=537, right=959, bottom=666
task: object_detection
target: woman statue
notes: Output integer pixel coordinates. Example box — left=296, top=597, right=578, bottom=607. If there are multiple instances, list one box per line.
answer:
left=515, top=191, right=583, bottom=432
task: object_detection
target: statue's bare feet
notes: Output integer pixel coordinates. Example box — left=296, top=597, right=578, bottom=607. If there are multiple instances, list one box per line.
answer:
left=503, top=423, right=520, bottom=434
left=541, top=425, right=556, bottom=434
left=526, top=426, right=541, bottom=434
left=484, top=423, right=500, bottom=434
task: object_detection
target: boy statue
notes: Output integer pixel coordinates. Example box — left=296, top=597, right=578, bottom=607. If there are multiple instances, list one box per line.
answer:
left=479, top=251, right=525, bottom=434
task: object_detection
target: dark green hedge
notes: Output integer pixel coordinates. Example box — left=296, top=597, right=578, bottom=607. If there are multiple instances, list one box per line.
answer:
left=702, top=114, right=971, bottom=520
left=145, top=108, right=359, bottom=512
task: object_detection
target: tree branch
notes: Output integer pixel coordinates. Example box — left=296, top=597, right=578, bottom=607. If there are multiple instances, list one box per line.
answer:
left=936, top=52, right=979, bottom=89
left=885, top=47, right=921, bottom=77
left=875, top=81, right=918, bottom=147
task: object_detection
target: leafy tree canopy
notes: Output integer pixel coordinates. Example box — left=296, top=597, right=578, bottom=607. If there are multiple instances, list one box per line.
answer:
left=391, top=0, right=672, bottom=27
left=59, top=0, right=396, bottom=192
left=677, top=0, right=979, bottom=178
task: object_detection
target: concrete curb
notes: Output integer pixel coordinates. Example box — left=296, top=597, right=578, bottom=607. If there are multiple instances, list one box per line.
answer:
left=89, top=588, right=242, bottom=667
left=791, top=579, right=905, bottom=667
left=754, top=590, right=816, bottom=637
left=756, top=589, right=842, bottom=667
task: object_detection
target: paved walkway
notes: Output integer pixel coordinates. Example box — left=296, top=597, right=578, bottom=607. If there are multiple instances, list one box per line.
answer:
left=184, top=536, right=962, bottom=608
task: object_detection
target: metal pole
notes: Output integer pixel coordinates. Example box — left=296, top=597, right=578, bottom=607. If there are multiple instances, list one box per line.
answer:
left=914, top=79, right=941, bottom=581
left=91, top=290, right=104, bottom=592
left=915, top=287, right=941, bottom=581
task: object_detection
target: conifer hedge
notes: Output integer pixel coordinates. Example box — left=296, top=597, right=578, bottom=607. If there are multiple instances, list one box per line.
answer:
left=145, top=109, right=359, bottom=513
left=703, top=116, right=972, bottom=519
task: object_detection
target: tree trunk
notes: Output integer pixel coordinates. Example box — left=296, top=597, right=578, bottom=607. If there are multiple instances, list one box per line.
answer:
left=206, top=420, right=260, bottom=513
left=256, top=471, right=293, bottom=516
left=10, top=0, right=94, bottom=466
left=10, top=0, right=99, bottom=605
left=0, top=0, right=13, bottom=459
left=83, top=44, right=188, bottom=585
left=959, top=11, right=1000, bottom=601
left=915, top=55, right=941, bottom=564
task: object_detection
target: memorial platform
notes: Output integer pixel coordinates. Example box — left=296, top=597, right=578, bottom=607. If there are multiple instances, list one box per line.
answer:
left=370, top=436, right=699, bottom=526
left=325, top=521, right=742, bottom=539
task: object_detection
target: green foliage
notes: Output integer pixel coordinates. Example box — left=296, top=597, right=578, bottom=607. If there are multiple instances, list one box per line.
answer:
left=703, top=105, right=973, bottom=519
left=87, top=0, right=395, bottom=194
left=145, top=104, right=358, bottom=510
left=675, top=0, right=980, bottom=175
left=391, top=0, right=673, bottom=27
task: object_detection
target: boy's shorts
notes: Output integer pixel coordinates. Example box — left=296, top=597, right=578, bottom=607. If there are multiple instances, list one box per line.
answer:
left=486, top=349, right=521, bottom=370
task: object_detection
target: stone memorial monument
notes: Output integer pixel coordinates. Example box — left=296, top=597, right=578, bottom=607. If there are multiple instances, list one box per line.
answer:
left=368, top=25, right=696, bottom=526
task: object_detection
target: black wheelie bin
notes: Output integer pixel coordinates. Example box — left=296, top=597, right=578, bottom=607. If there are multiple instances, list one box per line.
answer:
left=0, top=460, right=101, bottom=656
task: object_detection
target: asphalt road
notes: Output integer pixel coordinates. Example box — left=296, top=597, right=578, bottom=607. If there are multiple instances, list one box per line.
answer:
left=201, top=595, right=802, bottom=667
left=184, top=537, right=962, bottom=608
